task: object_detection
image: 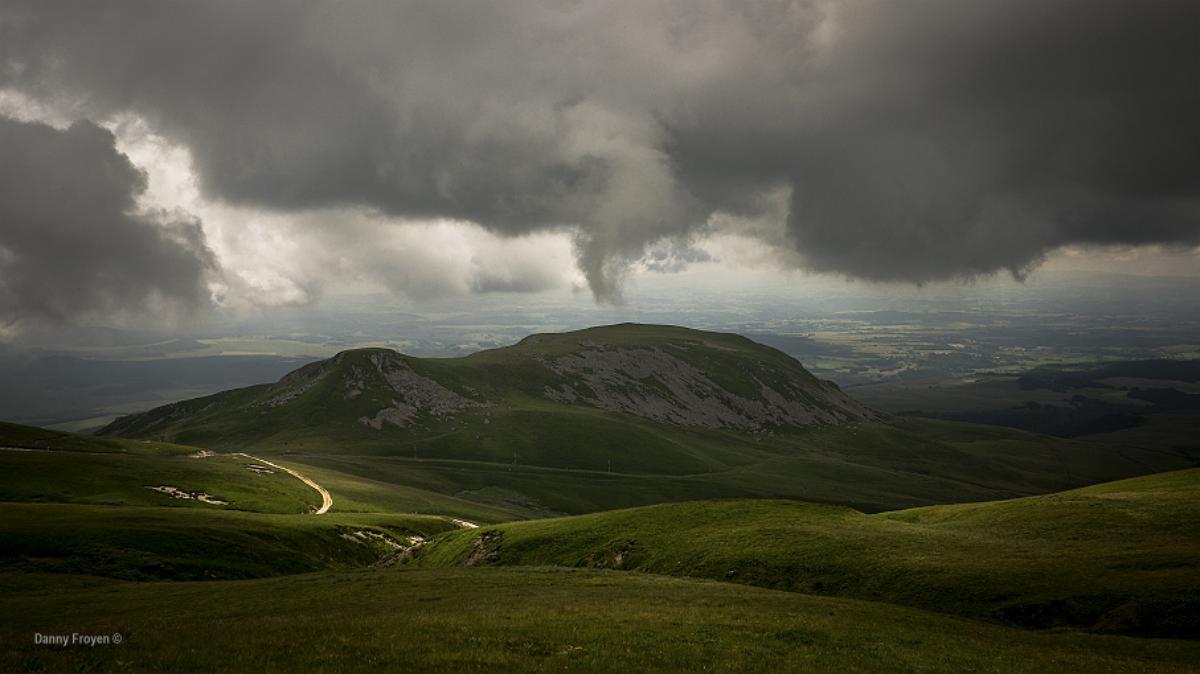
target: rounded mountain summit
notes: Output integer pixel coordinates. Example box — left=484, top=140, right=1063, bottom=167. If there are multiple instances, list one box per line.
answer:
left=100, top=324, right=878, bottom=469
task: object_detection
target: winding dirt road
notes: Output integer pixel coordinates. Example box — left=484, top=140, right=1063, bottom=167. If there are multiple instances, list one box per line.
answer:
left=234, top=453, right=333, bottom=514
left=3, top=445, right=334, bottom=514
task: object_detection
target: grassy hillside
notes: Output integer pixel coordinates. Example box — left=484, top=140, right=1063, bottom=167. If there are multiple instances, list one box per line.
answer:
left=99, top=324, right=875, bottom=458
left=79, top=327, right=1199, bottom=514
left=414, top=470, right=1200, bottom=638
left=0, top=503, right=457, bottom=580
left=0, top=450, right=322, bottom=514
left=0, top=420, right=523, bottom=584
left=3, top=568, right=1198, bottom=673
left=0, top=420, right=523, bottom=521
left=1, top=417, right=1196, bottom=669
left=0, top=420, right=200, bottom=455
left=285, top=415, right=1200, bottom=515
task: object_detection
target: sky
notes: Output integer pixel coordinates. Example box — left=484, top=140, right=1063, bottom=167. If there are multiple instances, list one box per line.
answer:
left=1, top=1, right=1198, bottom=345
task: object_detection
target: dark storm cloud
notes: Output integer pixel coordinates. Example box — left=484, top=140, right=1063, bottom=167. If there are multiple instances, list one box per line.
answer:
left=2, top=1, right=1198, bottom=297
left=660, top=1, right=1200, bottom=281
left=0, top=116, right=217, bottom=325
left=779, top=2, right=1200, bottom=281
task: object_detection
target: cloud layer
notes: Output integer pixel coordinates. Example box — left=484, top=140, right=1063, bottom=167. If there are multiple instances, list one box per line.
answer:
left=1, top=0, right=1197, bottom=308
left=0, top=116, right=216, bottom=327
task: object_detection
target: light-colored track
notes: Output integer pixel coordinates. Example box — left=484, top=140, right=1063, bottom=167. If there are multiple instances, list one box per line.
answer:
left=234, top=453, right=333, bottom=514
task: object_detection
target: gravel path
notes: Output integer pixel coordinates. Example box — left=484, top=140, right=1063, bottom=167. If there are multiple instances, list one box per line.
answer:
left=233, top=453, right=333, bottom=514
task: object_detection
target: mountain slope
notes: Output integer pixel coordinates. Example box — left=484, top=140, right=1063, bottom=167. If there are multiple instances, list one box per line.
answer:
left=96, top=324, right=1200, bottom=513
left=100, top=324, right=876, bottom=458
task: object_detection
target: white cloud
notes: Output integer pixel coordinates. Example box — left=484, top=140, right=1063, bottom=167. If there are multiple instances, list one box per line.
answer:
left=108, top=116, right=582, bottom=307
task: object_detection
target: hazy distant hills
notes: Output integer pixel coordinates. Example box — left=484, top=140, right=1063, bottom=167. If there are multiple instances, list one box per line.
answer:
left=853, top=359, right=1200, bottom=445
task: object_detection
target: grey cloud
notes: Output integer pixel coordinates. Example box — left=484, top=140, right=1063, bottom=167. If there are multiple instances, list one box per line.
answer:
left=641, top=239, right=714, bottom=274
left=2, top=0, right=1198, bottom=296
left=469, top=267, right=561, bottom=295
left=0, top=116, right=217, bottom=326
left=665, top=1, right=1200, bottom=281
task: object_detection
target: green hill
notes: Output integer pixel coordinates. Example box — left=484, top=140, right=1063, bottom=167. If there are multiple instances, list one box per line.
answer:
left=0, top=421, right=508, bottom=580
left=413, top=469, right=1200, bottom=638
left=0, top=420, right=201, bottom=456
left=0, top=503, right=458, bottom=580
left=93, top=325, right=1200, bottom=514
left=99, top=324, right=876, bottom=460
left=287, top=416, right=1200, bottom=515
left=0, top=421, right=522, bottom=520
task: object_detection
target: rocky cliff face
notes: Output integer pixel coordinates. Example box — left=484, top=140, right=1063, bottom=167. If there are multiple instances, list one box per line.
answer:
left=353, top=351, right=482, bottom=429
left=539, top=345, right=873, bottom=431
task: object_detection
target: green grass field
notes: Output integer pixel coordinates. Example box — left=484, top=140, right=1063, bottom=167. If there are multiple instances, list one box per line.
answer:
left=414, top=470, right=1200, bottom=638
left=0, top=451, right=320, bottom=514
left=0, top=421, right=520, bottom=585
left=283, top=415, right=1200, bottom=515
left=0, top=420, right=529, bottom=522
left=0, top=503, right=457, bottom=580
left=0, top=421, right=202, bottom=456
left=0, top=420, right=1197, bottom=671
left=3, top=568, right=1198, bottom=673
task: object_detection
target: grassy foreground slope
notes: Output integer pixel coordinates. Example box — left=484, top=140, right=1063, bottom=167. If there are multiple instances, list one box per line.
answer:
left=3, top=568, right=1198, bottom=674
left=0, top=421, right=522, bottom=520
left=0, top=422, right=1196, bottom=670
left=0, top=422, right=513, bottom=580
left=415, top=470, right=1200, bottom=638
left=0, top=447, right=519, bottom=522
left=0, top=450, right=321, bottom=514
left=0, top=503, right=457, bottom=580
